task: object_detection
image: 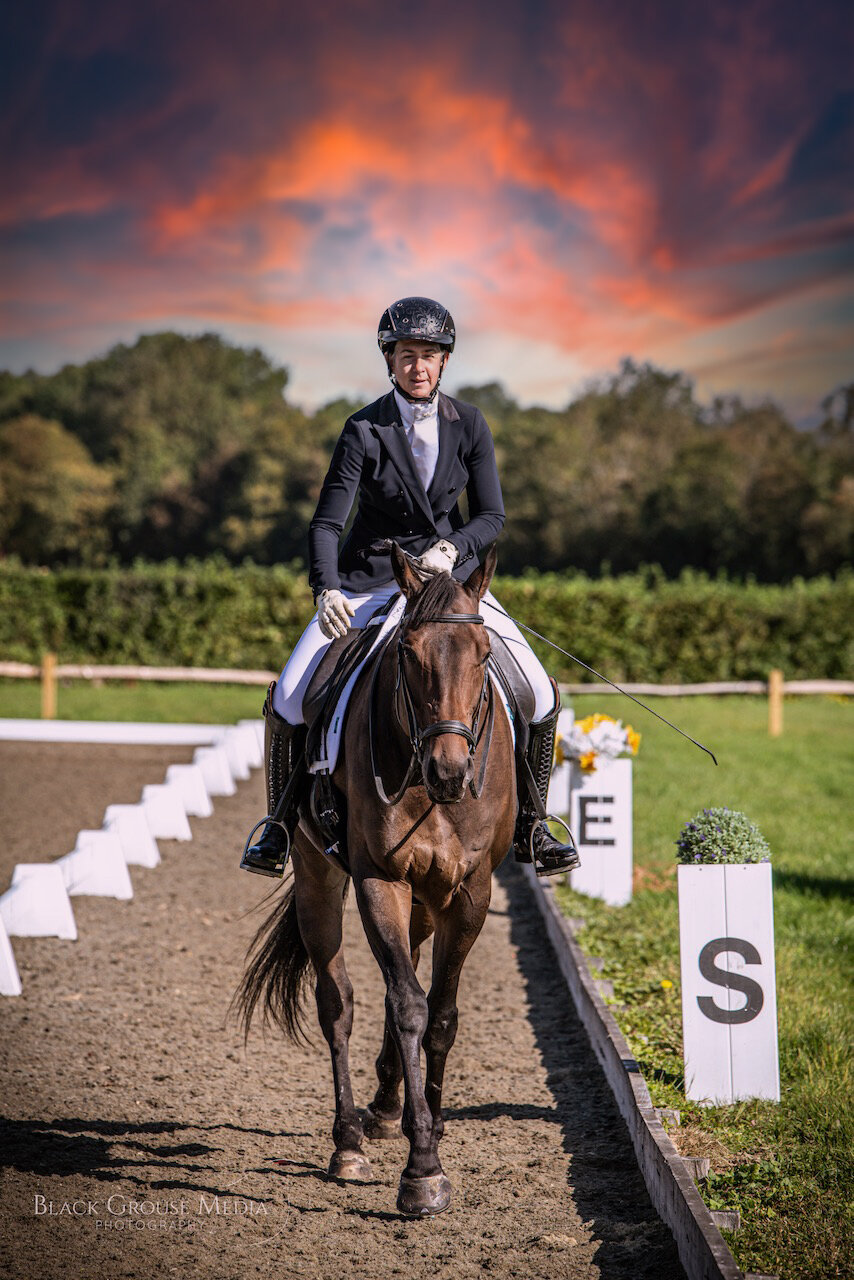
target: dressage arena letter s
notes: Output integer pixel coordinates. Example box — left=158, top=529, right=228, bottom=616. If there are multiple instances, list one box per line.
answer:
left=696, top=937, right=764, bottom=1025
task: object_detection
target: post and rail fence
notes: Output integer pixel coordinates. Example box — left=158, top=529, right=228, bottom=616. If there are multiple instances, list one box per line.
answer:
left=1, top=657, right=850, bottom=737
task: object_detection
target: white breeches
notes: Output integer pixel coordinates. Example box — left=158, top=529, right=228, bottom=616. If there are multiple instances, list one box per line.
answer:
left=272, top=583, right=555, bottom=725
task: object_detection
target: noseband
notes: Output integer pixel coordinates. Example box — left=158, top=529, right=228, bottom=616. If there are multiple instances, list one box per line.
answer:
left=369, top=611, right=495, bottom=806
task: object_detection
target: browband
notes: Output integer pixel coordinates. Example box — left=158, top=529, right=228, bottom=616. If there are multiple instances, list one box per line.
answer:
left=406, top=613, right=484, bottom=625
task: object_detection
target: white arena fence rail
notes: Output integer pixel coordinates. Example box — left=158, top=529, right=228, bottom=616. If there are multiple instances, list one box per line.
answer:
left=1, top=658, right=852, bottom=698
left=1, top=660, right=849, bottom=741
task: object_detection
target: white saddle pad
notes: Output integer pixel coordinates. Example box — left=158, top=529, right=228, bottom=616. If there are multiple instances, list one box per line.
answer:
left=308, top=594, right=406, bottom=777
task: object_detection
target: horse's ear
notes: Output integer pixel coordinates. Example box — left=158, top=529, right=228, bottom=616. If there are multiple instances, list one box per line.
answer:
left=391, top=542, right=423, bottom=598
left=464, top=544, right=497, bottom=601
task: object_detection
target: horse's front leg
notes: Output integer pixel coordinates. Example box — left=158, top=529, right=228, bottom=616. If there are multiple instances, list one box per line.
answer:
left=364, top=902, right=434, bottom=1141
left=292, top=845, right=372, bottom=1182
left=424, top=873, right=490, bottom=1148
left=355, top=875, right=450, bottom=1216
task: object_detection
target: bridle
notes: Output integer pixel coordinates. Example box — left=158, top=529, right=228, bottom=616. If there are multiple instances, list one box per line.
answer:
left=369, top=611, right=495, bottom=806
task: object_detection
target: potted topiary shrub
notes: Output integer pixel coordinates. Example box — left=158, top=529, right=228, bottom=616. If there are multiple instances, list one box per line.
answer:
left=675, top=808, right=780, bottom=1105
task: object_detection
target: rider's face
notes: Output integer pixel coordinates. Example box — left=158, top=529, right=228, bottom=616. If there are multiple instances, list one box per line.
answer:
left=390, top=341, right=447, bottom=399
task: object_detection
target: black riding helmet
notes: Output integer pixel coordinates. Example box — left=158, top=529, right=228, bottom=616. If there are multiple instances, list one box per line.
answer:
left=377, top=297, right=456, bottom=356
left=378, top=297, right=455, bottom=402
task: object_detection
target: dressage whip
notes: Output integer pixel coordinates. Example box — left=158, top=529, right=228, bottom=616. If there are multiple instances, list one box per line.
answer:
left=480, top=599, right=719, bottom=766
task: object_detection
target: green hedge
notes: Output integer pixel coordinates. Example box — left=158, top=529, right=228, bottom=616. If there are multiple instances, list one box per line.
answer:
left=0, top=559, right=851, bottom=682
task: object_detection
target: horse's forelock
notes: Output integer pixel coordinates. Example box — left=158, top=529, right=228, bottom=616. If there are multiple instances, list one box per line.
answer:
left=404, top=571, right=467, bottom=632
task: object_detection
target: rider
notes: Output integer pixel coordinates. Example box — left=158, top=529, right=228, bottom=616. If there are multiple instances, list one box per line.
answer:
left=240, top=296, right=580, bottom=879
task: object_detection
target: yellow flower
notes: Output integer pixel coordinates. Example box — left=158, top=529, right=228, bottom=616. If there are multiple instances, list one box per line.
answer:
left=554, top=740, right=565, bottom=766
left=575, top=712, right=617, bottom=733
left=660, top=979, right=673, bottom=991
left=627, top=727, right=641, bottom=755
left=578, top=751, right=597, bottom=773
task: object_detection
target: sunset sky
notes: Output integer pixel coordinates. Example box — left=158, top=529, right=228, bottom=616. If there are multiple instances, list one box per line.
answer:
left=2, top=0, right=852, bottom=421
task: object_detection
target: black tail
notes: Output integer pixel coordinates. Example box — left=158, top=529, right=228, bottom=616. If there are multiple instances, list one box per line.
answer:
left=230, top=879, right=313, bottom=1044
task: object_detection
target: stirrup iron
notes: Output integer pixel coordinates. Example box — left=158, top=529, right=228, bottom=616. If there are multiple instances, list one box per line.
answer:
left=240, top=816, right=291, bottom=878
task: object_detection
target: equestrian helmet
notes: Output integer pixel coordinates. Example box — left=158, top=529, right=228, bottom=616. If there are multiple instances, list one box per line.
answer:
left=377, top=297, right=456, bottom=355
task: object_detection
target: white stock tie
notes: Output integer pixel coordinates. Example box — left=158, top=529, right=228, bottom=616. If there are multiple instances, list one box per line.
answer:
left=395, top=390, right=439, bottom=493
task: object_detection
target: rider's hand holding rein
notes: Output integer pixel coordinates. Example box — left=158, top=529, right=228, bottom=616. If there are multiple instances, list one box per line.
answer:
left=317, top=589, right=356, bottom=638
left=417, top=539, right=459, bottom=575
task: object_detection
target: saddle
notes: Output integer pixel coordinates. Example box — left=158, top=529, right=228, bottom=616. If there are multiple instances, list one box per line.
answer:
left=304, top=624, right=535, bottom=770
left=301, top=605, right=401, bottom=872
left=304, top=627, right=377, bottom=762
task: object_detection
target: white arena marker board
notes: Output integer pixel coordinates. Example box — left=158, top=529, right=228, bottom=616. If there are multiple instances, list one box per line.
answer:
left=194, top=746, right=237, bottom=796
left=0, top=917, right=23, bottom=995
left=233, top=722, right=263, bottom=769
left=215, top=727, right=251, bottom=780
left=678, top=862, right=780, bottom=1105
left=1, top=864, right=78, bottom=939
left=141, top=784, right=193, bottom=841
left=104, top=804, right=160, bottom=868
left=166, top=764, right=213, bottom=817
left=568, top=758, right=633, bottom=907
left=238, top=718, right=265, bottom=757
left=60, top=831, right=134, bottom=900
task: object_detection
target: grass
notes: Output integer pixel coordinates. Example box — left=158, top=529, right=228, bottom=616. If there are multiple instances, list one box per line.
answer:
left=0, top=677, right=265, bottom=724
left=555, top=693, right=853, bottom=1280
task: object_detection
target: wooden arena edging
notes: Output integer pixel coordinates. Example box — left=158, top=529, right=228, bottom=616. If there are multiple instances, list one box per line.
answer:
left=520, top=864, right=744, bottom=1280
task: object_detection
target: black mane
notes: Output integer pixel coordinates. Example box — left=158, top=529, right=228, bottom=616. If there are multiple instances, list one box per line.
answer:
left=404, top=571, right=465, bottom=631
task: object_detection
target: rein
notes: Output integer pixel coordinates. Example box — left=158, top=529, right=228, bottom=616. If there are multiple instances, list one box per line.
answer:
left=369, top=611, right=495, bottom=807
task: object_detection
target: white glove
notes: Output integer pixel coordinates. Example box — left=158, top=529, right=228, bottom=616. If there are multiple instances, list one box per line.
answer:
left=317, top=589, right=356, bottom=639
left=417, top=540, right=459, bottom=574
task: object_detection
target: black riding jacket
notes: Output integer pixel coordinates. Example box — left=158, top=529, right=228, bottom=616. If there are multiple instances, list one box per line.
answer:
left=308, top=390, right=505, bottom=597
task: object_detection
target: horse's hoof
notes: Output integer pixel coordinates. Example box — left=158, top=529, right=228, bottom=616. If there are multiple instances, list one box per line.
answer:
left=327, top=1150, right=374, bottom=1182
left=363, top=1105, right=403, bottom=1141
left=396, top=1173, right=452, bottom=1217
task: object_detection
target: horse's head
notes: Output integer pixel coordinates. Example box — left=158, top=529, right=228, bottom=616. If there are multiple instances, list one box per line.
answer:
left=391, top=543, right=497, bottom=804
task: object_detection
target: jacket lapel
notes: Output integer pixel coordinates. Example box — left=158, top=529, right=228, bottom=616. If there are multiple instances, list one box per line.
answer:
left=370, top=392, right=436, bottom=529
left=427, top=392, right=461, bottom=502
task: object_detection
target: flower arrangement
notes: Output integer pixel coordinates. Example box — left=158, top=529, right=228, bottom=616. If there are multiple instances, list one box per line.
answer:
left=675, top=807, right=771, bottom=865
left=555, top=713, right=641, bottom=774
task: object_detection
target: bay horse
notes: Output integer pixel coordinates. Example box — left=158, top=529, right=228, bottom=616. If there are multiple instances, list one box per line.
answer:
left=234, top=543, right=516, bottom=1216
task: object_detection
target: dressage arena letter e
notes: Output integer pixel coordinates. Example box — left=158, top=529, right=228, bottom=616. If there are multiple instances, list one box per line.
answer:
left=569, top=759, right=633, bottom=906
left=578, top=795, right=616, bottom=845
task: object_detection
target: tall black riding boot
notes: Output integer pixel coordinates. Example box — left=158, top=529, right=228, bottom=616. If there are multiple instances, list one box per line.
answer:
left=240, top=683, right=306, bottom=878
left=514, top=679, right=581, bottom=878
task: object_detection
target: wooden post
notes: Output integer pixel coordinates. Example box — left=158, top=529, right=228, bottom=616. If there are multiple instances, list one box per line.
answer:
left=41, top=652, right=57, bottom=720
left=768, top=668, right=783, bottom=738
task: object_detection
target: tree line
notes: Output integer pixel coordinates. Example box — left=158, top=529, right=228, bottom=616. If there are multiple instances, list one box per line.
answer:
left=0, top=331, right=851, bottom=580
